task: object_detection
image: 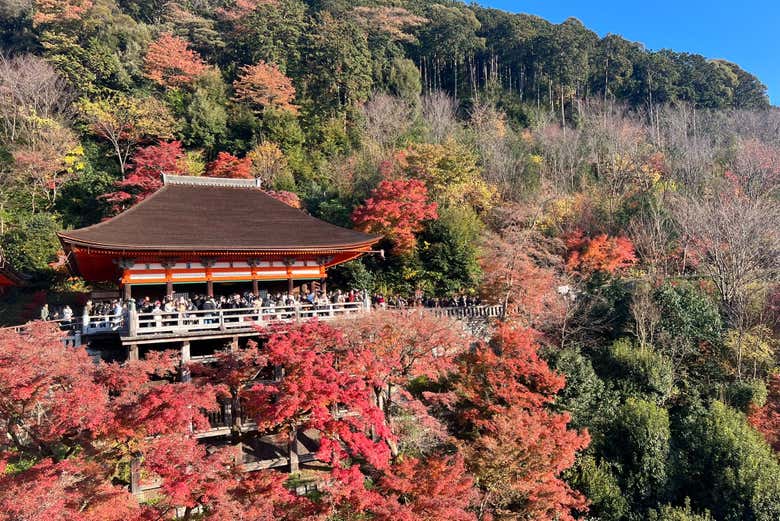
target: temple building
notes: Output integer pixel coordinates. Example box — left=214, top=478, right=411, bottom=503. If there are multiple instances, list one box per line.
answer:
left=58, top=175, right=380, bottom=299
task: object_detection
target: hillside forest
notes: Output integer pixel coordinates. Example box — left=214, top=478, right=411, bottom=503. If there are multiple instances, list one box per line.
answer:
left=0, top=0, right=779, bottom=520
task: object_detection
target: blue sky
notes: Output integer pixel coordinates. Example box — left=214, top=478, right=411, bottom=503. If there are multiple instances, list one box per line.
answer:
left=480, top=1, right=780, bottom=105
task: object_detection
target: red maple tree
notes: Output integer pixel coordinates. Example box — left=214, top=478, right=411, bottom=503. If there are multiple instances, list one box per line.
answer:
left=565, top=230, right=637, bottom=275
left=144, top=33, right=208, bottom=89
left=246, top=321, right=394, bottom=471
left=0, top=320, right=490, bottom=519
left=0, top=457, right=140, bottom=521
left=0, top=322, right=233, bottom=520
left=339, top=310, right=466, bottom=410
left=749, top=373, right=780, bottom=453
left=207, top=152, right=253, bottom=179
left=102, top=140, right=187, bottom=213
left=233, top=61, right=298, bottom=113
left=351, top=178, right=438, bottom=254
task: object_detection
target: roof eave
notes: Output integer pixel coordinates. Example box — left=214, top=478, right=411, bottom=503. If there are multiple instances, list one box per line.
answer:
left=57, top=234, right=382, bottom=255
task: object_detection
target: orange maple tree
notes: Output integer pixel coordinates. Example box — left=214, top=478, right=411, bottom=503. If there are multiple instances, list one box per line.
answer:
left=375, top=454, right=478, bottom=521
left=480, top=226, right=565, bottom=327
left=565, top=230, right=637, bottom=274
left=32, top=0, right=93, bottom=26
left=451, top=325, right=590, bottom=520
left=144, top=33, right=208, bottom=89
left=206, top=152, right=253, bottom=179
left=233, top=61, right=298, bottom=113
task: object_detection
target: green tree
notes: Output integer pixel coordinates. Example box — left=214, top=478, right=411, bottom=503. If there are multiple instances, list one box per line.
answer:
left=673, top=402, right=780, bottom=521
left=566, top=455, right=628, bottom=521
left=300, top=12, right=373, bottom=114
left=184, top=71, right=228, bottom=151
left=654, top=282, right=724, bottom=391
left=589, top=34, right=641, bottom=101
left=605, top=338, right=675, bottom=404
left=387, top=57, right=422, bottom=105
left=604, top=398, right=671, bottom=510
left=413, top=3, right=485, bottom=99
left=550, top=346, right=618, bottom=433
left=1, top=212, right=60, bottom=274
left=418, top=205, right=482, bottom=295
left=648, top=499, right=713, bottom=521
left=221, top=0, right=307, bottom=72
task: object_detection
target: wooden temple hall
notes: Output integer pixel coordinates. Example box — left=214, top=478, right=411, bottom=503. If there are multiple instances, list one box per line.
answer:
left=57, top=175, right=381, bottom=347
left=59, top=175, right=380, bottom=300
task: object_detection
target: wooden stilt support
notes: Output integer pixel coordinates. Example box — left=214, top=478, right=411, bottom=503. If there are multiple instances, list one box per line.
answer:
left=289, top=427, right=299, bottom=473
left=180, top=340, right=191, bottom=382
left=230, top=336, right=238, bottom=352
left=130, top=453, right=142, bottom=495
left=128, top=343, right=139, bottom=361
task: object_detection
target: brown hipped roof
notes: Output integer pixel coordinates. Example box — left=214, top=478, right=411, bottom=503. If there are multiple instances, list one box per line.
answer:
left=58, top=175, right=380, bottom=252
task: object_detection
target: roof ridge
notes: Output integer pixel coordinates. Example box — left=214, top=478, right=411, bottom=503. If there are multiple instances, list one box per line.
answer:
left=163, top=174, right=262, bottom=189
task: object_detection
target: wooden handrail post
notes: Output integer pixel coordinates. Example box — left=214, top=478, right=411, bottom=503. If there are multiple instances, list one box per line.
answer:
left=128, top=301, right=138, bottom=338
left=219, top=310, right=225, bottom=331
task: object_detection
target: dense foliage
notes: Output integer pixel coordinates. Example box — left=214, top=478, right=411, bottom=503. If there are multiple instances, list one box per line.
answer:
left=0, top=1, right=779, bottom=520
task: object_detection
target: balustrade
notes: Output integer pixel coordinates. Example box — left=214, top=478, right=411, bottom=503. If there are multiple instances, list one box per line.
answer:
left=5, top=303, right=504, bottom=341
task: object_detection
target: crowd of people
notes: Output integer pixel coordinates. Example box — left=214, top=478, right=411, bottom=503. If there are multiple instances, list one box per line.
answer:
left=40, top=287, right=484, bottom=332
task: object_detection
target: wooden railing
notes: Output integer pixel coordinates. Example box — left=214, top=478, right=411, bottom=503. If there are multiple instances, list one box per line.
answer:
left=425, top=304, right=504, bottom=319
left=4, top=303, right=504, bottom=341
left=83, top=314, right=127, bottom=335
left=2, top=318, right=84, bottom=347
left=127, top=301, right=369, bottom=338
